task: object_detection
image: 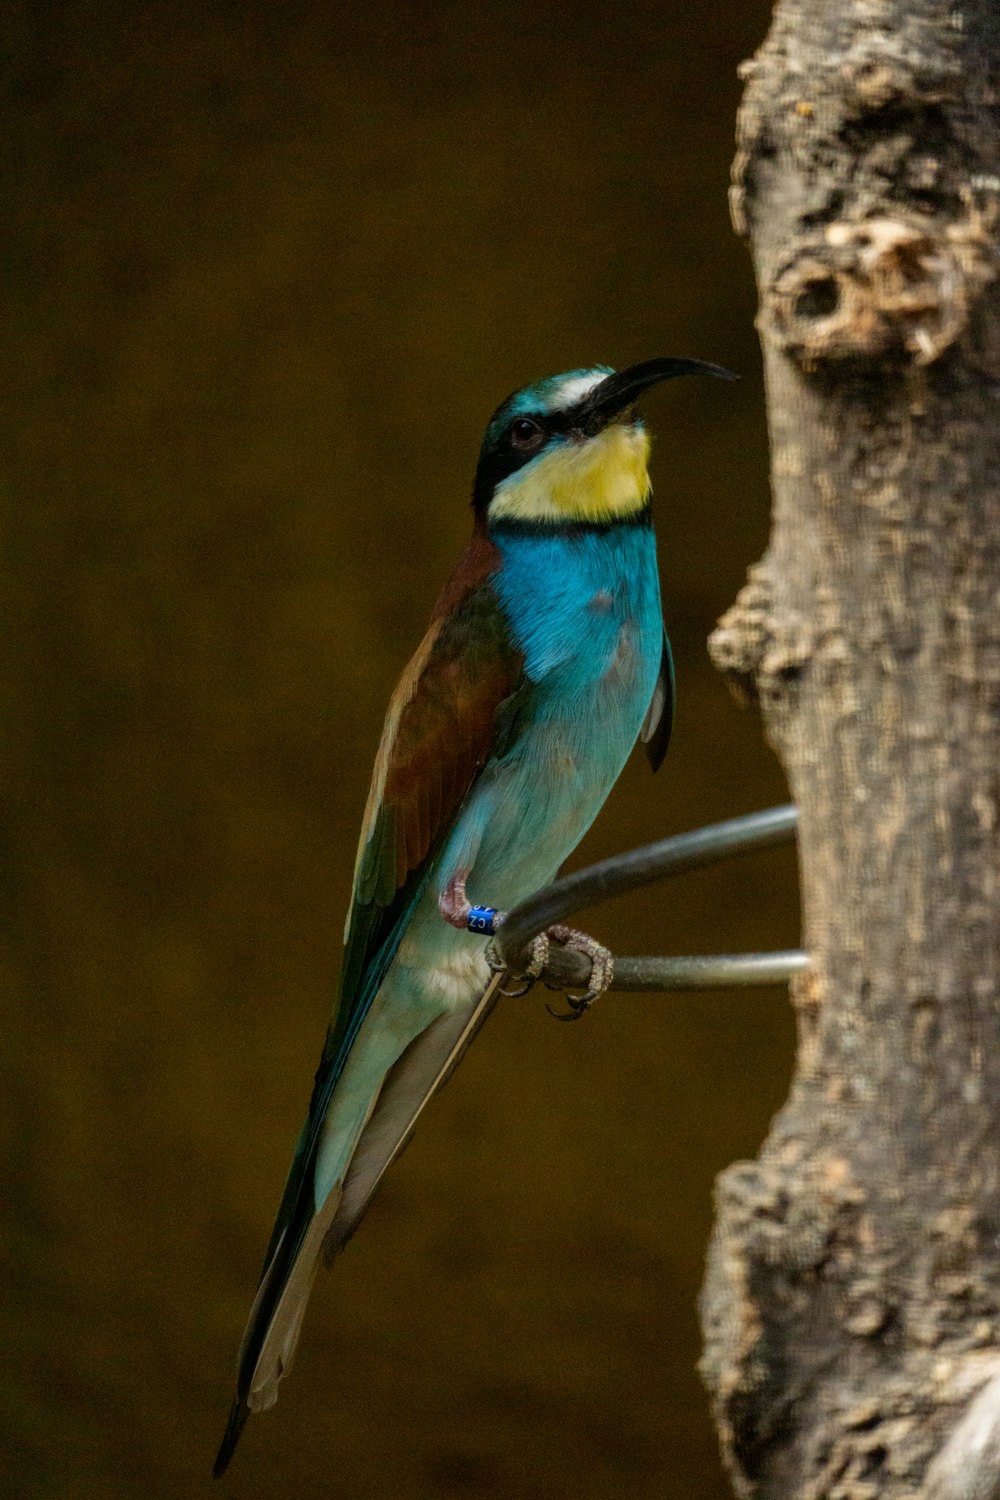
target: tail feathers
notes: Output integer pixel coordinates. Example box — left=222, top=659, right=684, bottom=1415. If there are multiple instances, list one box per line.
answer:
left=323, top=976, right=502, bottom=1264
left=213, top=1189, right=341, bottom=1478
left=214, top=973, right=502, bottom=1478
left=213, top=1398, right=250, bottom=1479
left=245, top=1205, right=334, bottom=1411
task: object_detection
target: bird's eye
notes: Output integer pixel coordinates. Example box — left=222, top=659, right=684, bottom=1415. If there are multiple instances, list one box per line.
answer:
left=510, top=416, right=545, bottom=450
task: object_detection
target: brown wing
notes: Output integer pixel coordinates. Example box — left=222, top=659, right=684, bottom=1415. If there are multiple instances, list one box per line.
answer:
left=339, top=529, right=525, bottom=1013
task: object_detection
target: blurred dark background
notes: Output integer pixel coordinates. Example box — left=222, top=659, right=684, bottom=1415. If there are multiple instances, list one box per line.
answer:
left=1, top=2, right=797, bottom=1497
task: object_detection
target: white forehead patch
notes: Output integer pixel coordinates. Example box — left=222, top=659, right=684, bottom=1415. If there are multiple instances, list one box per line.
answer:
left=548, top=370, right=608, bottom=411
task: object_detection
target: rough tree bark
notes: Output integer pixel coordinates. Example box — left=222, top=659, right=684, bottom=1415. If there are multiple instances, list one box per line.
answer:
left=699, top=3, right=1000, bottom=1497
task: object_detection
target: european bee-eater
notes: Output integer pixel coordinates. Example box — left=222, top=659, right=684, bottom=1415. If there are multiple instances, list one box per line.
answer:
left=215, top=357, right=734, bottom=1474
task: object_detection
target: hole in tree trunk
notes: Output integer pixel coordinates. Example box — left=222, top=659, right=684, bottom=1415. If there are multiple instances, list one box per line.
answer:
left=795, top=276, right=840, bottom=318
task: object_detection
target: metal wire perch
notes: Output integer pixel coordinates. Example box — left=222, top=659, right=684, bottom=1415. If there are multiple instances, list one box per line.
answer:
left=485, top=804, right=807, bottom=1006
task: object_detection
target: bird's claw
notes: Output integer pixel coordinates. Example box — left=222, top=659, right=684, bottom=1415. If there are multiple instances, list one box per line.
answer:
left=485, top=931, right=549, bottom=998
left=543, top=925, right=614, bottom=1021
left=468, top=894, right=613, bottom=1015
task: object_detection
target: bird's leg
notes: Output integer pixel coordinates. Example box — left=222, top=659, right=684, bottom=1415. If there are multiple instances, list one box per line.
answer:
left=438, top=875, right=550, bottom=998
left=437, top=878, right=612, bottom=1013
left=438, top=873, right=474, bottom=929
left=439, top=872, right=514, bottom=941
left=542, top=924, right=615, bottom=1021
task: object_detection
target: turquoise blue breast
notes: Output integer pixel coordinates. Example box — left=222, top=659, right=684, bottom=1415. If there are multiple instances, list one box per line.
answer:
left=437, top=520, right=664, bottom=909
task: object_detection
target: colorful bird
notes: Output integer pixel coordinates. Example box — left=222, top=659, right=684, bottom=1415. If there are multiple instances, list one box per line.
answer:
left=214, top=357, right=734, bottom=1474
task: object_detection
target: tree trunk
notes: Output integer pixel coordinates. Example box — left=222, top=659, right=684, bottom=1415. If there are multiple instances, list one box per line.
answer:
left=700, top=3, right=1000, bottom=1496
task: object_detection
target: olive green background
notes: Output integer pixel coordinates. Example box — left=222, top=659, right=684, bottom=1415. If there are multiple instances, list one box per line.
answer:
left=2, top=3, right=799, bottom=1497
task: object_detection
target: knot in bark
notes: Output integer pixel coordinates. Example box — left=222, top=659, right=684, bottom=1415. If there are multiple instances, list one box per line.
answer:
left=769, top=214, right=995, bottom=369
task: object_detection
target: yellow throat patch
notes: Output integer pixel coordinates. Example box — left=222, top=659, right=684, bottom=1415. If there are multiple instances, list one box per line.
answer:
left=489, top=423, right=652, bottom=524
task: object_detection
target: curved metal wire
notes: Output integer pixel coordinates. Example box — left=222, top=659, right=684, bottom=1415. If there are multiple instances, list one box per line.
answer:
left=492, top=805, right=804, bottom=994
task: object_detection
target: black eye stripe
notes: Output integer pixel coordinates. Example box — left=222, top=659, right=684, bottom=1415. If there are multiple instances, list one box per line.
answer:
left=474, top=394, right=609, bottom=510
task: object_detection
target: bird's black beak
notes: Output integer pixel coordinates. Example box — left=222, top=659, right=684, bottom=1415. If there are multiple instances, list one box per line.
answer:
left=574, top=357, right=738, bottom=434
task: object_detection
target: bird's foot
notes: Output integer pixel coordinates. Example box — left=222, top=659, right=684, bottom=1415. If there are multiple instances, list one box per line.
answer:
left=485, top=931, right=550, bottom=998
left=543, top=925, right=615, bottom=1021
left=490, top=920, right=614, bottom=1015
left=439, top=880, right=612, bottom=1013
